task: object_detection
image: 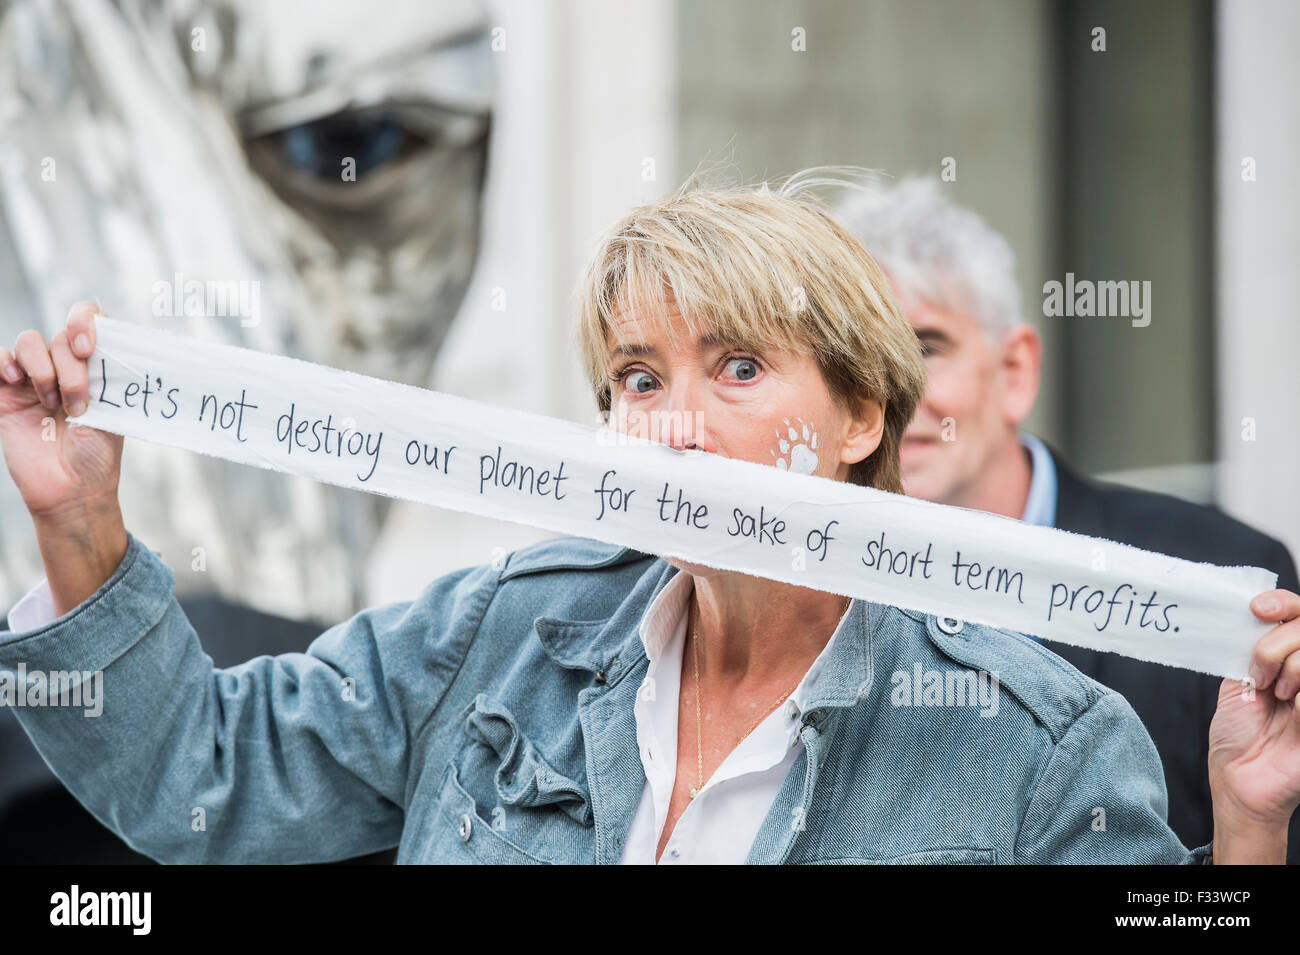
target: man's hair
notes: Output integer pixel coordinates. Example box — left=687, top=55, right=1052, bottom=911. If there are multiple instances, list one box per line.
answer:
left=833, top=176, right=1022, bottom=341
left=574, top=166, right=926, bottom=494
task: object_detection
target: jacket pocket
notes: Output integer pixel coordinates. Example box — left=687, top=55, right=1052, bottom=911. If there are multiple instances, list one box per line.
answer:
left=427, top=762, right=551, bottom=864
left=462, top=694, right=593, bottom=826
left=420, top=694, right=594, bottom=864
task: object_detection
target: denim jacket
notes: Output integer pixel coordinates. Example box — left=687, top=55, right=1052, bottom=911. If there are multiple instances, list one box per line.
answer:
left=0, top=531, right=1212, bottom=864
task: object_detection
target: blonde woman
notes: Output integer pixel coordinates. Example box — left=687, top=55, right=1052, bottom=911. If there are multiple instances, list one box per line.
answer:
left=2, top=171, right=1298, bottom=864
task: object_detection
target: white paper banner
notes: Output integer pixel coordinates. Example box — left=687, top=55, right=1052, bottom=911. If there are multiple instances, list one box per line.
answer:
left=70, top=317, right=1274, bottom=679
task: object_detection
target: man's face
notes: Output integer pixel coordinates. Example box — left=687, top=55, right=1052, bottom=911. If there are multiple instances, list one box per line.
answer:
left=898, top=295, right=1011, bottom=505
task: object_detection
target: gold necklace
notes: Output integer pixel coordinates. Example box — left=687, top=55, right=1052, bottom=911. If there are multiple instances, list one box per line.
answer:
left=686, top=593, right=849, bottom=799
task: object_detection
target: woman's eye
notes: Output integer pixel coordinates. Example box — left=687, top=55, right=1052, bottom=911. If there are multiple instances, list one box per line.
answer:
left=625, top=370, right=659, bottom=393
left=723, top=357, right=761, bottom=381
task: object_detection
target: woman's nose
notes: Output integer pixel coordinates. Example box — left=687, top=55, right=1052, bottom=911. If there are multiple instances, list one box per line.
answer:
left=657, top=385, right=705, bottom=450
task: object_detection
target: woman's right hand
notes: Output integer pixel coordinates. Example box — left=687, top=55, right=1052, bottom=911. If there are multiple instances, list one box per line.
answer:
left=0, top=301, right=124, bottom=521
left=1, top=301, right=129, bottom=617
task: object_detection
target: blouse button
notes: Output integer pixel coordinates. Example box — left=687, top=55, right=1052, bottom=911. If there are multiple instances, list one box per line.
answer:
left=457, top=813, right=473, bottom=842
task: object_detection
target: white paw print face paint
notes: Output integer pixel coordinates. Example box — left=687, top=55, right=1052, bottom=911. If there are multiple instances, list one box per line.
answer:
left=772, top=417, right=820, bottom=474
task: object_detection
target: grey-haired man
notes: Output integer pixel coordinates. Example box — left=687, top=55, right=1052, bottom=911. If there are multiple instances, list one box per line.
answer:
left=837, top=177, right=1300, bottom=862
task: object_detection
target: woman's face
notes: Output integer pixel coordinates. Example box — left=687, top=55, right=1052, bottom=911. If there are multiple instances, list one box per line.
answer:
left=605, top=294, right=884, bottom=577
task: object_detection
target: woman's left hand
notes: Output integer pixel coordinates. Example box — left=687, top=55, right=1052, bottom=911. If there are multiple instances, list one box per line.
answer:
left=1207, top=588, right=1300, bottom=863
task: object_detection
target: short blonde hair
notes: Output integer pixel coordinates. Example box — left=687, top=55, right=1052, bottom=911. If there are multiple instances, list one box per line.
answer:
left=574, top=168, right=926, bottom=494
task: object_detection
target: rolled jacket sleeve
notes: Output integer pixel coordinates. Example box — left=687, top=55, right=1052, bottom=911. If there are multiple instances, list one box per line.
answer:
left=1014, top=689, right=1214, bottom=863
left=0, top=531, right=498, bottom=863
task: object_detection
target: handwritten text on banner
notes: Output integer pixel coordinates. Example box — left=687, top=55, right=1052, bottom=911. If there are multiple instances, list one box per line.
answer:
left=72, top=317, right=1275, bottom=679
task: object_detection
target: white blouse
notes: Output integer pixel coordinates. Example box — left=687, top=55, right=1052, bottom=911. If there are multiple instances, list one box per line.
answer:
left=620, top=570, right=853, bottom=864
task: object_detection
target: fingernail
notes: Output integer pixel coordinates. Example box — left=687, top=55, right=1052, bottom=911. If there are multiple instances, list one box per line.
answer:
left=1249, top=663, right=1265, bottom=689
left=68, top=399, right=87, bottom=417
left=73, top=333, right=90, bottom=354
left=42, top=390, right=59, bottom=409
left=1, top=363, right=20, bottom=384
left=1255, top=595, right=1279, bottom=614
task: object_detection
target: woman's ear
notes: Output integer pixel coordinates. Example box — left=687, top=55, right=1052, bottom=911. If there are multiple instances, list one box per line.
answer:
left=841, top=395, right=886, bottom=467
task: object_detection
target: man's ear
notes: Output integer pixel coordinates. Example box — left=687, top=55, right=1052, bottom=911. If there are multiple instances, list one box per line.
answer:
left=999, top=324, right=1041, bottom=427
left=841, top=394, right=886, bottom=467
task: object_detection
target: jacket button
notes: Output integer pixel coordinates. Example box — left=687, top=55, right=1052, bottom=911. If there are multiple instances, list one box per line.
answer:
left=457, top=814, right=472, bottom=842
left=594, top=670, right=606, bottom=685
left=937, top=616, right=964, bottom=635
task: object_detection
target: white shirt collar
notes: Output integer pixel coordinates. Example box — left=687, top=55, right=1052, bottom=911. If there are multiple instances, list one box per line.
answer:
left=635, top=569, right=856, bottom=777
left=1019, top=431, right=1058, bottom=527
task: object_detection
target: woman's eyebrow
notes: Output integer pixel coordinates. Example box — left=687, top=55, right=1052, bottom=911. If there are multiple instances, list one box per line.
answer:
left=611, top=341, right=656, bottom=360
left=609, top=331, right=744, bottom=360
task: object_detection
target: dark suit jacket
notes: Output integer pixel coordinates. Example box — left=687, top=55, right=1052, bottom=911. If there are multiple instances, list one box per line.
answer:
left=1042, top=447, right=1300, bottom=863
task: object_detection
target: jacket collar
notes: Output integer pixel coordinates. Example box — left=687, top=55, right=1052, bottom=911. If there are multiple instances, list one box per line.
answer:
left=534, top=557, right=882, bottom=864
left=533, top=558, right=880, bottom=717
left=530, top=558, right=672, bottom=686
